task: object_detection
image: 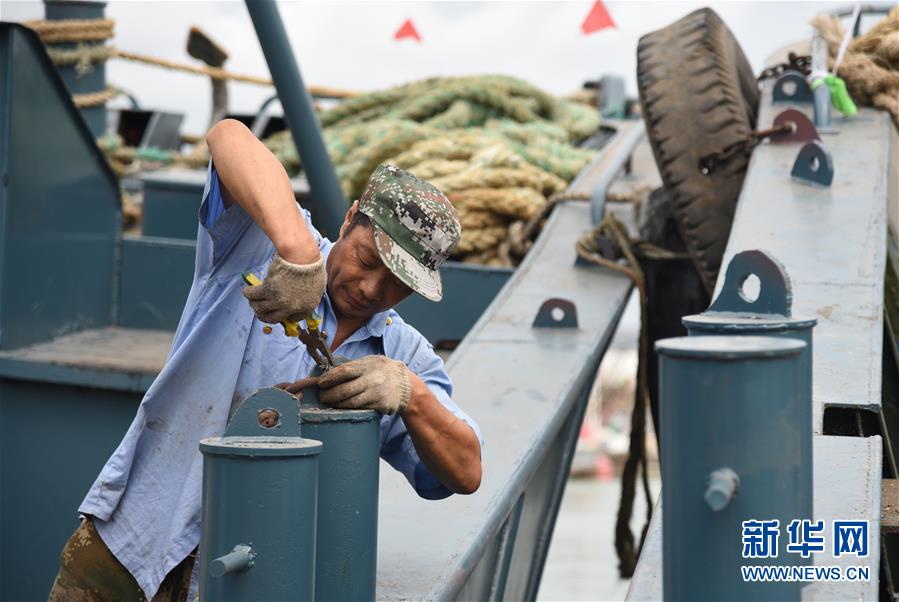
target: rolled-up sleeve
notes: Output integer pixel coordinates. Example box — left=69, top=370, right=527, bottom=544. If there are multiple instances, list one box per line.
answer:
left=380, top=322, right=483, bottom=500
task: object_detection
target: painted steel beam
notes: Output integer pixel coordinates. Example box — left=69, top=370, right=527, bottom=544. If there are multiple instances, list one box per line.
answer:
left=0, top=24, right=120, bottom=350
left=716, top=94, right=889, bottom=434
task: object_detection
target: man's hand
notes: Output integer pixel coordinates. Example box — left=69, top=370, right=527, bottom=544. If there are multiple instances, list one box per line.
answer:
left=244, top=254, right=326, bottom=323
left=317, top=356, right=411, bottom=415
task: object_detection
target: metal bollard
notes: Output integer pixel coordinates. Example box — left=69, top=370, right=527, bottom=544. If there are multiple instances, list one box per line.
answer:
left=199, top=388, right=322, bottom=601
left=683, top=250, right=816, bottom=523
left=657, top=335, right=809, bottom=601
left=300, top=383, right=381, bottom=602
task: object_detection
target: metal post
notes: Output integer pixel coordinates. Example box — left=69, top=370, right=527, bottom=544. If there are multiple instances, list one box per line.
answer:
left=811, top=32, right=834, bottom=132
left=300, top=385, right=381, bottom=602
left=682, top=250, right=816, bottom=512
left=244, top=0, right=347, bottom=240
left=598, top=75, right=627, bottom=118
left=657, top=335, right=810, bottom=601
left=199, top=388, right=322, bottom=601
left=186, top=27, right=230, bottom=130
left=43, top=0, right=108, bottom=137
left=587, top=120, right=645, bottom=224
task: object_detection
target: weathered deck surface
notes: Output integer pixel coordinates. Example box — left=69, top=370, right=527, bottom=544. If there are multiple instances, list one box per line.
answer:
left=0, top=327, right=173, bottom=391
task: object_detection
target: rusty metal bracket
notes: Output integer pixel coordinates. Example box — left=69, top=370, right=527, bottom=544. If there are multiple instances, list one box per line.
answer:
left=706, top=250, right=793, bottom=316
left=791, top=141, right=834, bottom=187
left=770, top=109, right=820, bottom=144
left=225, top=387, right=301, bottom=437
left=532, top=298, right=579, bottom=328
left=773, top=70, right=813, bottom=104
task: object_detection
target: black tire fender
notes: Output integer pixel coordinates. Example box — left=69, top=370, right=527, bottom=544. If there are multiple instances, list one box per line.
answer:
left=637, top=7, right=759, bottom=293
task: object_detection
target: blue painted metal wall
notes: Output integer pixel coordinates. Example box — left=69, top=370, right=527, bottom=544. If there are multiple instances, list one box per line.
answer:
left=395, top=263, right=512, bottom=347
left=140, top=173, right=207, bottom=240
left=0, top=24, right=120, bottom=351
left=117, top=235, right=196, bottom=330
left=0, top=381, right=141, bottom=601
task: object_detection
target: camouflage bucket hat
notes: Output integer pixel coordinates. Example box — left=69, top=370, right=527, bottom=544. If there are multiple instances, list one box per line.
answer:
left=358, top=164, right=461, bottom=302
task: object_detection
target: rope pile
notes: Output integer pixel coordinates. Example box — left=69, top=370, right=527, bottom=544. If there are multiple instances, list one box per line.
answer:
left=26, top=20, right=604, bottom=267
left=264, top=75, right=601, bottom=266
left=812, top=6, right=899, bottom=124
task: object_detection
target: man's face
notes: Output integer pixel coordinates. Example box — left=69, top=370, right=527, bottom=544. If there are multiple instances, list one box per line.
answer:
left=326, top=203, right=414, bottom=321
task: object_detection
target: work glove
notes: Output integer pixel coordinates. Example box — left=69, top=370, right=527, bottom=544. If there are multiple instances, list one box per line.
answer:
left=243, top=254, right=326, bottom=324
left=317, top=355, right=412, bottom=415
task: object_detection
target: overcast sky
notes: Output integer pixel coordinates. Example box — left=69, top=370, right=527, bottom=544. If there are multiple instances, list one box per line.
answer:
left=2, top=0, right=887, bottom=134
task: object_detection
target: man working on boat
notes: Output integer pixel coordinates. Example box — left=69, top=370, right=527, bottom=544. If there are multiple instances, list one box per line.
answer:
left=49, top=119, right=483, bottom=601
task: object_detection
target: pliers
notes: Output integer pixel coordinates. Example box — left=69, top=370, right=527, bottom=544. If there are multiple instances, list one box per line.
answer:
left=242, top=272, right=335, bottom=370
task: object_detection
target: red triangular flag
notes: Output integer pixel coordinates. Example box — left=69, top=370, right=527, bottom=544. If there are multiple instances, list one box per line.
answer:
left=394, top=19, right=421, bottom=42
left=581, top=0, right=615, bottom=34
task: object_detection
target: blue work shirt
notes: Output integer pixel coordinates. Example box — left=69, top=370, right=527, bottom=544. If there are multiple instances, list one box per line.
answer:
left=78, top=162, right=483, bottom=599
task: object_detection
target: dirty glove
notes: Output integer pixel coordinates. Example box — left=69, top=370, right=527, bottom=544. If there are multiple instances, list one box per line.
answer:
left=243, top=254, right=326, bottom=323
left=318, top=355, right=411, bottom=415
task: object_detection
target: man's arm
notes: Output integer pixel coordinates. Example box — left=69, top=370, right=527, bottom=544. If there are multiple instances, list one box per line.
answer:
left=205, top=118, right=319, bottom=266
left=206, top=119, right=325, bottom=323
left=402, top=370, right=482, bottom=494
